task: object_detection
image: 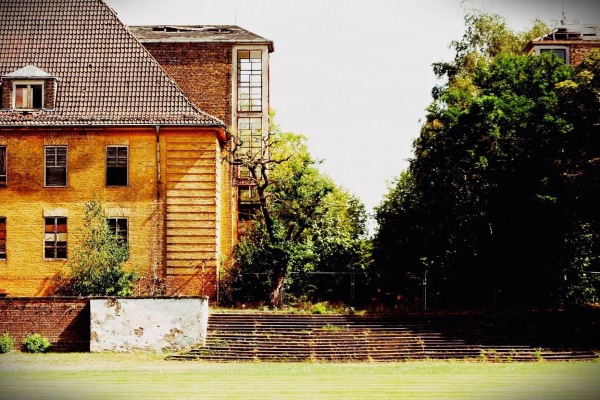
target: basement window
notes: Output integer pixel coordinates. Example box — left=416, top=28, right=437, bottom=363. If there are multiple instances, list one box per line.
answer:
left=108, top=217, right=128, bottom=243
left=0, top=217, right=6, bottom=260
left=0, top=146, right=6, bottom=187
left=44, top=217, right=67, bottom=259
left=14, top=82, right=43, bottom=110
left=106, top=146, right=128, bottom=186
left=45, top=146, right=67, bottom=187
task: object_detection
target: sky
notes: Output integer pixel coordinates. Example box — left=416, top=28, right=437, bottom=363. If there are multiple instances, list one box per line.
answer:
left=106, top=0, right=600, bottom=218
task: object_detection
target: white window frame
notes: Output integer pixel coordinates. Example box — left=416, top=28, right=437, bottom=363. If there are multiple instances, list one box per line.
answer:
left=107, top=217, right=128, bottom=243
left=44, top=216, right=68, bottom=259
left=534, top=45, right=570, bottom=64
left=232, top=45, right=270, bottom=181
left=12, top=80, right=45, bottom=110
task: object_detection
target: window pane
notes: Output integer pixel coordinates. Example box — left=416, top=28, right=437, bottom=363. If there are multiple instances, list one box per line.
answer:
left=44, top=218, right=55, bottom=233
left=46, top=167, right=67, bottom=186
left=106, top=146, right=128, bottom=186
left=15, top=86, right=26, bottom=108
left=0, top=217, right=6, bottom=260
left=44, top=217, right=67, bottom=259
left=56, top=218, right=67, bottom=233
left=46, top=146, right=56, bottom=165
left=32, top=85, right=43, bottom=108
left=0, top=146, right=6, bottom=186
left=108, top=218, right=128, bottom=242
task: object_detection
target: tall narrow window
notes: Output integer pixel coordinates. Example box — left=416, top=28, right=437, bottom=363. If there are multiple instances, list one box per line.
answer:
left=237, top=50, right=262, bottom=112
left=237, top=117, right=262, bottom=178
left=0, top=146, right=6, bottom=187
left=108, top=217, right=128, bottom=243
left=238, top=187, right=259, bottom=221
left=14, top=83, right=43, bottom=109
left=0, top=217, right=6, bottom=260
left=45, top=146, right=67, bottom=187
left=106, top=146, right=128, bottom=186
left=44, top=217, right=67, bottom=259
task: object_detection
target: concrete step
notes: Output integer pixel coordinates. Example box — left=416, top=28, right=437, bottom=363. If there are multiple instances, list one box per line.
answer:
left=168, top=312, right=600, bottom=362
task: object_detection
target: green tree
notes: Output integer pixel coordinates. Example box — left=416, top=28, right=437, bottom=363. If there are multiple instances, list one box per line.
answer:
left=227, top=122, right=371, bottom=308
left=374, top=14, right=599, bottom=308
left=55, top=199, right=136, bottom=296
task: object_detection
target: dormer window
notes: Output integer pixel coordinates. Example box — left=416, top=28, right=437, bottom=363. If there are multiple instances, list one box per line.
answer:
left=2, top=65, right=55, bottom=111
left=14, top=82, right=44, bottom=109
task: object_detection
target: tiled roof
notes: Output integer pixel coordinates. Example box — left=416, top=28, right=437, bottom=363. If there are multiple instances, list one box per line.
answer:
left=0, top=0, right=224, bottom=127
left=129, top=25, right=274, bottom=52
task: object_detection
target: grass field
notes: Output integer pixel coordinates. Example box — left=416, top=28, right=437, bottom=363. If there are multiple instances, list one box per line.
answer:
left=1, top=353, right=599, bottom=400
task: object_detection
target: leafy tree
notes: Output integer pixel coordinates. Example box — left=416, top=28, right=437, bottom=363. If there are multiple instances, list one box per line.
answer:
left=226, top=120, right=371, bottom=308
left=374, top=13, right=599, bottom=308
left=55, top=199, right=136, bottom=296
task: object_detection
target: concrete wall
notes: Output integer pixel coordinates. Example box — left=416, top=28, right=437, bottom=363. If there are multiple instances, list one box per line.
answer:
left=90, top=297, right=208, bottom=352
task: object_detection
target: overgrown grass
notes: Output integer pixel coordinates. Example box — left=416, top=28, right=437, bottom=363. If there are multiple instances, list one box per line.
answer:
left=0, top=353, right=599, bottom=399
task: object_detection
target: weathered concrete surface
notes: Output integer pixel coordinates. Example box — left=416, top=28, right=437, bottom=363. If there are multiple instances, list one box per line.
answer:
left=90, top=297, right=208, bottom=352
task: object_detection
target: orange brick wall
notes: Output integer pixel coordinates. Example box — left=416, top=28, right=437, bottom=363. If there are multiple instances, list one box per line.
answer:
left=0, top=126, right=231, bottom=299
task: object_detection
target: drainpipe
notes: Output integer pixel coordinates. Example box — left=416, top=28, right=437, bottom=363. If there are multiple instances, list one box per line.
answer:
left=154, top=125, right=162, bottom=291
left=155, top=125, right=161, bottom=185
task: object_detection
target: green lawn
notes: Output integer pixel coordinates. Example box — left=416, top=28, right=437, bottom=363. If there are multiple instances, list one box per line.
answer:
left=1, top=353, right=599, bottom=400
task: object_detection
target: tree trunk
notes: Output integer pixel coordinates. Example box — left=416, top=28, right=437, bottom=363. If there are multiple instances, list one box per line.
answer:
left=269, top=254, right=288, bottom=309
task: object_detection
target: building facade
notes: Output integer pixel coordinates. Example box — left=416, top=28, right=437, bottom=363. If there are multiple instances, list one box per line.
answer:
left=0, top=0, right=263, bottom=299
left=129, top=26, right=274, bottom=228
left=525, top=24, right=600, bottom=66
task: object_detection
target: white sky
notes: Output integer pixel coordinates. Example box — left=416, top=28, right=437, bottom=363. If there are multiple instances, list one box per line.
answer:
left=106, top=0, right=600, bottom=218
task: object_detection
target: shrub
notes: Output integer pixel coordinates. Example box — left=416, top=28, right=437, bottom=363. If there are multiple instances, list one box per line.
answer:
left=0, top=333, right=14, bottom=353
left=54, top=199, right=137, bottom=296
left=22, top=334, right=51, bottom=353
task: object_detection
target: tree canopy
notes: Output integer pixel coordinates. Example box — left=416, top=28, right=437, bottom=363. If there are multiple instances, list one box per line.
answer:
left=374, top=12, right=599, bottom=309
left=224, top=120, right=372, bottom=308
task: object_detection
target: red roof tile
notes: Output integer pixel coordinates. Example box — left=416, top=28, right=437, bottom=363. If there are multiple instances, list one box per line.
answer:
left=0, top=0, right=224, bottom=127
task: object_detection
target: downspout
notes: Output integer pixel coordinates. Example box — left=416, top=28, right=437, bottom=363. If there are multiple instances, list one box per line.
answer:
left=155, top=125, right=161, bottom=185
left=154, top=125, right=162, bottom=292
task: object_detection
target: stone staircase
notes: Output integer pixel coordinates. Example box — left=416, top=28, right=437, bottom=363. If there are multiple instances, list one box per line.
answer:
left=169, top=311, right=599, bottom=362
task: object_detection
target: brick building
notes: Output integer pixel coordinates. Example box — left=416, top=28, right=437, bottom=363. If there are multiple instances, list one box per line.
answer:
left=0, top=0, right=271, bottom=299
left=525, top=24, right=600, bottom=65
left=129, top=25, right=274, bottom=225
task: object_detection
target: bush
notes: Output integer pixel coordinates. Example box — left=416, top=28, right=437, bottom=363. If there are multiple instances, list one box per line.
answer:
left=54, top=199, right=137, bottom=296
left=22, top=334, right=51, bottom=353
left=0, top=333, right=14, bottom=353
